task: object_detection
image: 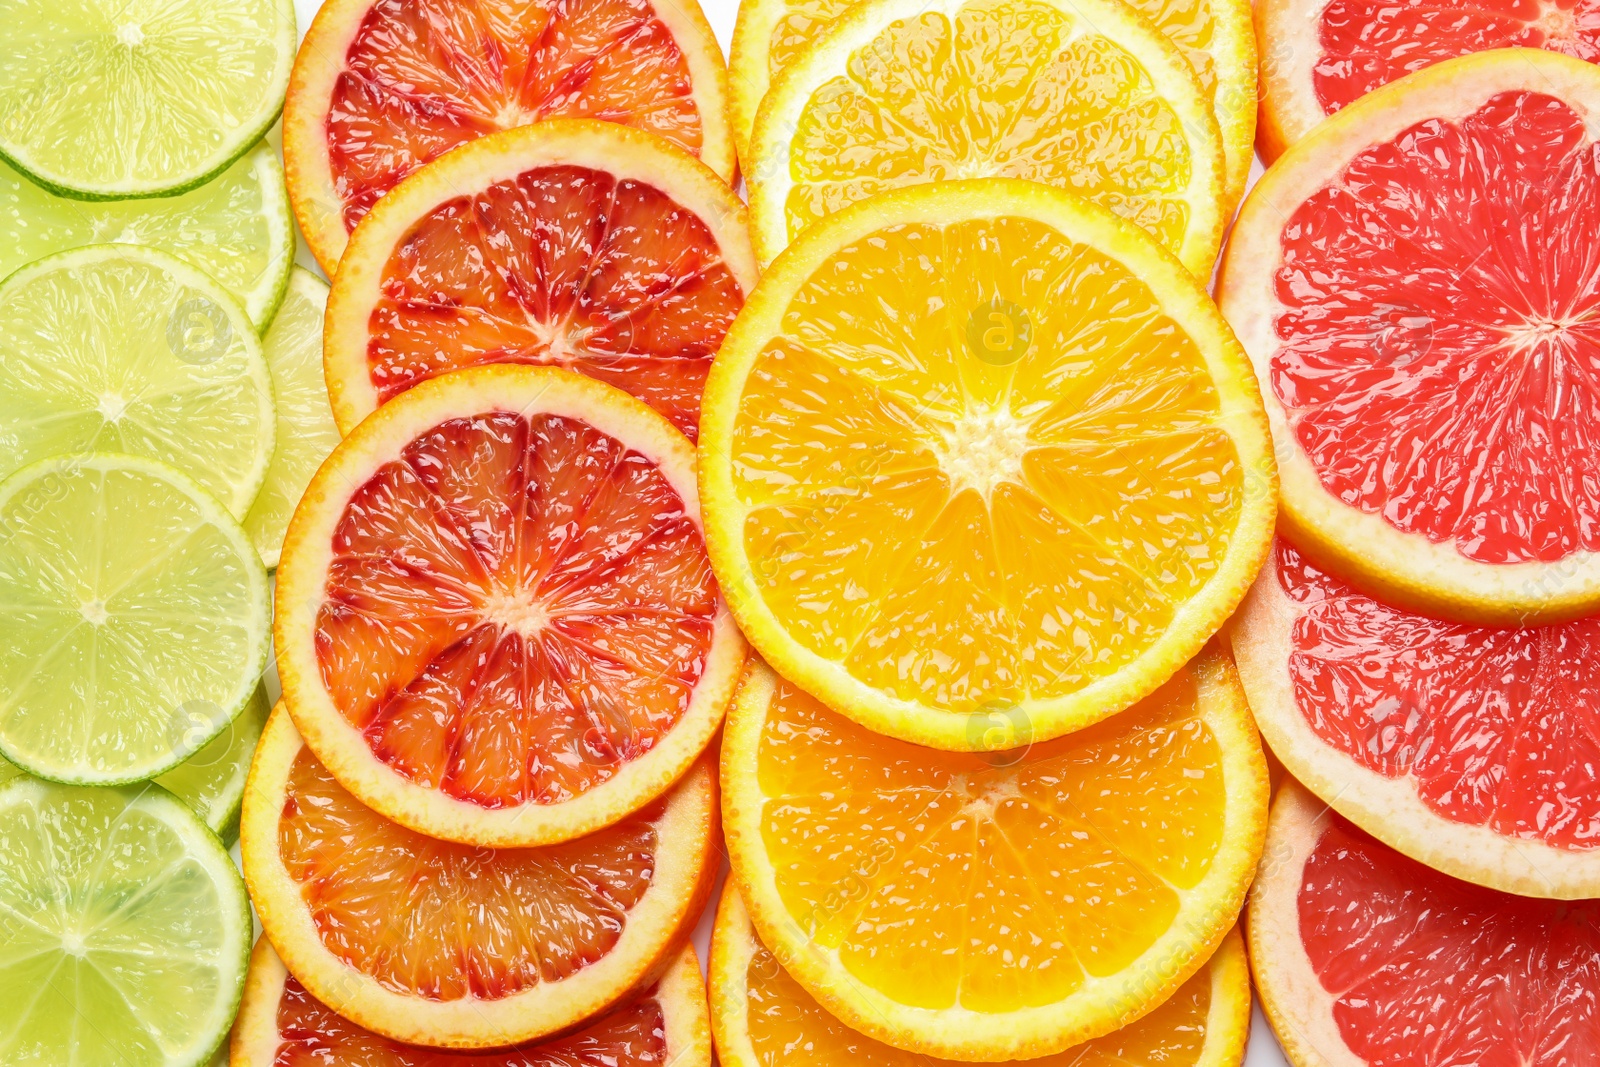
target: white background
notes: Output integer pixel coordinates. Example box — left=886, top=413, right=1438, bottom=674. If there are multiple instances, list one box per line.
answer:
left=282, top=0, right=1292, bottom=1061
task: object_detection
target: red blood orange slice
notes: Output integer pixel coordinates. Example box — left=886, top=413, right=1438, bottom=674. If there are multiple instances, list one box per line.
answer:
left=1249, top=780, right=1600, bottom=1067
left=1219, top=50, right=1600, bottom=625
left=324, top=119, right=756, bottom=441
left=240, top=703, right=719, bottom=1049
left=1234, top=538, right=1600, bottom=898
left=284, top=0, right=735, bottom=272
left=274, top=365, right=746, bottom=847
left=230, top=937, right=713, bottom=1066
left=1257, top=0, right=1600, bottom=160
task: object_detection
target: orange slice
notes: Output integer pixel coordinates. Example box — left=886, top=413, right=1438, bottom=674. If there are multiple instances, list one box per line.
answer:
left=324, top=119, right=756, bottom=440
left=240, top=703, right=719, bottom=1049
left=284, top=0, right=735, bottom=272
left=231, top=937, right=713, bottom=1066
left=274, top=365, right=745, bottom=847
left=709, top=888, right=1253, bottom=1067
left=1219, top=50, right=1600, bottom=624
left=718, top=651, right=1269, bottom=1061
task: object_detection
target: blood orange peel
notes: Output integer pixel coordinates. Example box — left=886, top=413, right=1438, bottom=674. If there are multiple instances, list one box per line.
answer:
left=275, top=364, right=745, bottom=848
left=240, top=703, right=719, bottom=1050
left=324, top=118, right=756, bottom=440
left=284, top=0, right=734, bottom=273
left=1219, top=49, right=1600, bottom=626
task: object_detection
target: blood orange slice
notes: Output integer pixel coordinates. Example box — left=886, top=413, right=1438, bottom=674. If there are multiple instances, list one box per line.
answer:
left=324, top=119, right=756, bottom=440
left=240, top=703, right=719, bottom=1049
left=284, top=0, right=735, bottom=272
left=1257, top=0, right=1600, bottom=160
left=274, top=365, right=745, bottom=847
left=1219, top=50, right=1600, bottom=625
left=1234, top=539, right=1600, bottom=898
left=1249, top=780, right=1600, bottom=1067
left=230, top=937, right=712, bottom=1066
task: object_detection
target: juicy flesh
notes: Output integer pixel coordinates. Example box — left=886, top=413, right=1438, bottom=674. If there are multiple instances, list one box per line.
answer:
left=753, top=671, right=1226, bottom=1011
left=733, top=216, right=1241, bottom=714
left=327, top=0, right=704, bottom=233
left=369, top=165, right=743, bottom=438
left=1277, top=540, right=1600, bottom=848
left=279, top=745, right=660, bottom=1000
left=1274, top=91, right=1600, bottom=565
left=272, top=968, right=668, bottom=1063
left=782, top=0, right=1197, bottom=256
left=1299, top=814, right=1600, bottom=1063
left=314, top=411, right=716, bottom=808
left=743, top=928, right=1216, bottom=1065
left=1310, top=0, right=1600, bottom=117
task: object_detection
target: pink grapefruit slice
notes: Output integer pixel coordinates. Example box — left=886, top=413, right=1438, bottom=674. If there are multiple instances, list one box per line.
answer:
left=1219, top=49, right=1600, bottom=625
left=1233, top=538, right=1600, bottom=898
left=1250, top=780, right=1600, bottom=1067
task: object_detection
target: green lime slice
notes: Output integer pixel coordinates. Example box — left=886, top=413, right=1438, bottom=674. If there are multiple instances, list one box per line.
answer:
left=0, top=0, right=295, bottom=200
left=0, top=777, right=251, bottom=1066
left=0, top=245, right=276, bottom=517
left=0, top=142, right=293, bottom=331
left=0, top=686, right=266, bottom=842
left=244, top=268, right=340, bottom=568
left=0, top=454, right=271, bottom=785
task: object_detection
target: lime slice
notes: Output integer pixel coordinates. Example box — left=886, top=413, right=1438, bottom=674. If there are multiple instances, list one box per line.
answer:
left=0, top=0, right=295, bottom=200
left=0, top=245, right=276, bottom=517
left=0, top=777, right=251, bottom=1067
left=0, top=142, right=293, bottom=331
left=0, top=454, right=272, bottom=785
left=0, top=686, right=267, bottom=841
left=244, top=268, right=340, bottom=568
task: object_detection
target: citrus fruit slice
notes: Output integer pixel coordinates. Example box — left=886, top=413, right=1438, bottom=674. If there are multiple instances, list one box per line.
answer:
left=1233, top=539, right=1600, bottom=899
left=284, top=0, right=734, bottom=273
left=729, top=0, right=1256, bottom=207
left=1257, top=0, right=1600, bottom=161
left=0, top=777, right=252, bottom=1067
left=323, top=119, right=756, bottom=441
left=700, top=179, right=1274, bottom=750
left=244, top=268, right=340, bottom=569
left=0, top=454, right=271, bottom=785
left=0, top=244, right=276, bottom=517
left=275, top=364, right=745, bottom=847
left=1250, top=780, right=1600, bottom=1067
left=743, top=0, right=1227, bottom=274
left=241, top=703, right=719, bottom=1049
left=719, top=650, right=1269, bottom=1061
left=0, top=142, right=293, bottom=332
left=709, top=887, right=1253, bottom=1067
left=231, top=938, right=712, bottom=1067
left=0, top=0, right=295, bottom=199
left=1218, top=49, right=1600, bottom=626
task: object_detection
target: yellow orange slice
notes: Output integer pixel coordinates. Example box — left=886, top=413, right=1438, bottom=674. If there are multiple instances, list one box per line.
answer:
left=324, top=119, right=756, bottom=440
left=699, top=179, right=1275, bottom=750
left=710, top=888, right=1252, bottom=1067
left=284, top=0, right=734, bottom=272
left=231, top=937, right=712, bottom=1066
left=719, top=651, right=1269, bottom=1061
left=240, top=703, right=719, bottom=1049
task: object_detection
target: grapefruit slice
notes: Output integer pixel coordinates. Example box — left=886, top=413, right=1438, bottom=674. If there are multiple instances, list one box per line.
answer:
left=1234, top=539, right=1600, bottom=899
left=709, top=888, right=1253, bottom=1067
left=323, top=119, right=756, bottom=440
left=1218, top=50, right=1600, bottom=625
left=274, top=364, right=745, bottom=847
left=231, top=937, right=712, bottom=1066
left=1258, top=0, right=1600, bottom=160
left=284, top=0, right=734, bottom=272
left=1250, top=780, right=1600, bottom=1067
left=719, top=651, right=1269, bottom=1061
left=240, top=703, right=719, bottom=1050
